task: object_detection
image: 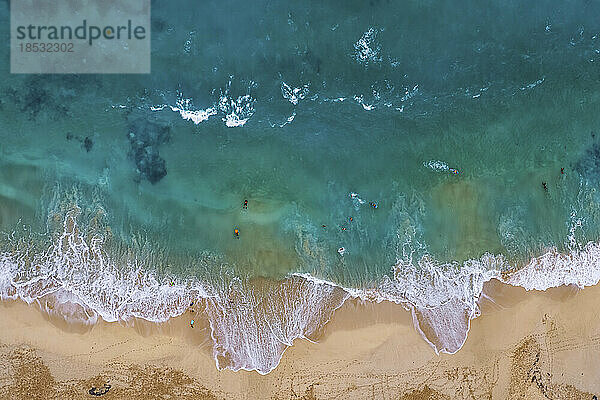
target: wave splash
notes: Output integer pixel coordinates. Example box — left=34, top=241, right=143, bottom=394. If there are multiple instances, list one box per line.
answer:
left=2, top=206, right=600, bottom=374
left=0, top=206, right=348, bottom=374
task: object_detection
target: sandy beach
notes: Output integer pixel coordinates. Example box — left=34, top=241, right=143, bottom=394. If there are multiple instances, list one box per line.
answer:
left=0, top=279, right=598, bottom=399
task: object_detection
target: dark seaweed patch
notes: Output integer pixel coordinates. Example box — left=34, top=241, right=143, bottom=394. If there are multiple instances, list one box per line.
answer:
left=65, top=132, right=94, bottom=153
left=3, top=85, right=49, bottom=119
left=575, top=137, right=600, bottom=185
left=127, top=115, right=171, bottom=184
left=302, top=49, right=322, bottom=75
left=83, top=136, right=93, bottom=152
left=2, top=75, right=97, bottom=120
left=152, top=18, right=167, bottom=33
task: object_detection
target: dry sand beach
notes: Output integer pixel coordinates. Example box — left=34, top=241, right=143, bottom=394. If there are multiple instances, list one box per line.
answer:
left=1, top=279, right=599, bottom=400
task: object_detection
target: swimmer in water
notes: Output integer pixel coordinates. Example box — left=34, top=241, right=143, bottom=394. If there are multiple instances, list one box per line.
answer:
left=369, top=202, right=378, bottom=209
left=234, top=228, right=240, bottom=238
left=243, top=199, right=248, bottom=209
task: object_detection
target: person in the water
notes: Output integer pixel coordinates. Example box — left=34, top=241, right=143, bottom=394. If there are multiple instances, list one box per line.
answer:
left=243, top=199, right=248, bottom=209
left=234, top=228, right=240, bottom=238
left=369, top=202, right=378, bottom=209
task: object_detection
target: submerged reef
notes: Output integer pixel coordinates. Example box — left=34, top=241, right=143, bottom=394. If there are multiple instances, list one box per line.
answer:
left=4, top=84, right=55, bottom=120
left=126, top=112, right=171, bottom=184
left=2, top=75, right=99, bottom=120
left=152, top=18, right=168, bottom=33
left=575, top=134, right=600, bottom=185
left=65, top=133, right=94, bottom=153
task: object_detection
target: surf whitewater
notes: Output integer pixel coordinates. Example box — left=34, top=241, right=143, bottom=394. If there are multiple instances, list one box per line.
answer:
left=2, top=206, right=600, bottom=375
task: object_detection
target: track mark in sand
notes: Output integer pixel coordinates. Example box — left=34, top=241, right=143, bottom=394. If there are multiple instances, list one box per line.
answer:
left=280, top=357, right=496, bottom=400
left=287, top=383, right=318, bottom=400
left=108, top=337, right=175, bottom=361
left=508, top=336, right=595, bottom=400
left=541, top=313, right=600, bottom=356
left=443, top=364, right=497, bottom=399
left=65, top=338, right=134, bottom=360
left=277, top=326, right=595, bottom=400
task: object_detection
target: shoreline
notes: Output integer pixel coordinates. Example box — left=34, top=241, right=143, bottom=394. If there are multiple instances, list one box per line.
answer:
left=1, top=278, right=599, bottom=399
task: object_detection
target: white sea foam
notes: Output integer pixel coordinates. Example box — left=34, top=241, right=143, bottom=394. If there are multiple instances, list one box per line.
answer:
left=147, top=82, right=255, bottom=128
left=424, top=160, right=460, bottom=175
left=204, top=276, right=348, bottom=374
left=183, top=31, right=196, bottom=54
left=218, top=93, right=255, bottom=127
left=3, top=205, right=600, bottom=375
left=401, top=85, right=419, bottom=102
left=173, top=107, right=218, bottom=124
left=354, top=95, right=375, bottom=111
left=0, top=207, right=206, bottom=323
left=506, top=241, right=600, bottom=290
left=349, top=191, right=366, bottom=206
left=165, top=93, right=252, bottom=127
left=281, top=82, right=309, bottom=106
left=380, top=253, right=504, bottom=354
left=353, top=28, right=382, bottom=66
left=169, top=96, right=217, bottom=125
left=148, top=96, right=217, bottom=125
left=213, top=78, right=257, bottom=128
left=36, top=288, right=99, bottom=326
left=0, top=207, right=347, bottom=374
left=521, top=77, right=545, bottom=91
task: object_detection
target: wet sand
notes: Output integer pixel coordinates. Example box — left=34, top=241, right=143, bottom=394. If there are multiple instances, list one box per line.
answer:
left=1, top=279, right=599, bottom=399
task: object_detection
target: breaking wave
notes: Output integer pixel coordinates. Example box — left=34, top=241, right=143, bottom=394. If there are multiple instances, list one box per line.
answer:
left=1, top=205, right=600, bottom=374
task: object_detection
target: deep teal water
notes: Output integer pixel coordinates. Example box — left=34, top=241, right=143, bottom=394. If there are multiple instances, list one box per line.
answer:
left=2, top=0, right=600, bottom=283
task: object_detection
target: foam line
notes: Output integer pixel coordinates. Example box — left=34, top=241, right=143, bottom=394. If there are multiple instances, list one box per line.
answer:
left=3, top=208, right=600, bottom=374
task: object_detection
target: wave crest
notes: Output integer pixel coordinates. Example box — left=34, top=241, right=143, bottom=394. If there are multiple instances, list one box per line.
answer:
left=2, top=205, right=600, bottom=374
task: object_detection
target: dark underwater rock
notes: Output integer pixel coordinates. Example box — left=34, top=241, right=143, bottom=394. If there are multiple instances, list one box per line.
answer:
left=3, top=85, right=49, bottom=119
left=127, top=114, right=171, bottom=184
left=135, top=148, right=167, bottom=184
left=83, top=136, right=93, bottom=152
left=3, top=75, right=98, bottom=120
left=575, top=137, right=600, bottom=185
left=152, top=18, right=167, bottom=33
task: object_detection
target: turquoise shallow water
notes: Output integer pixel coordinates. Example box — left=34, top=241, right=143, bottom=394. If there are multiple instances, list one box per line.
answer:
left=2, top=0, right=600, bottom=373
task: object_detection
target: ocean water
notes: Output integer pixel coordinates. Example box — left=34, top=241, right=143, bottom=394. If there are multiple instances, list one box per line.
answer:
left=2, top=0, right=600, bottom=373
